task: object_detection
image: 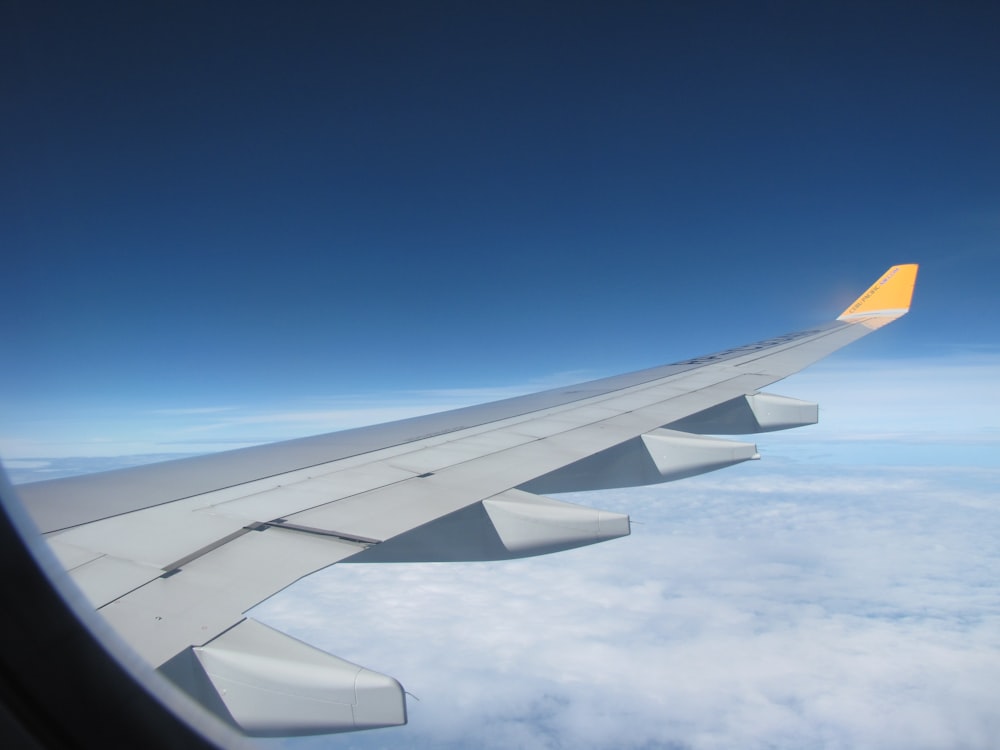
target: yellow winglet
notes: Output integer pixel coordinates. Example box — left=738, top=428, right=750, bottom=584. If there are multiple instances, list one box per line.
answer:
left=837, top=264, right=919, bottom=328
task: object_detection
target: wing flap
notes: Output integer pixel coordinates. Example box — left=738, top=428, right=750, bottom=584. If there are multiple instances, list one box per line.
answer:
left=52, top=506, right=248, bottom=571
left=99, top=528, right=362, bottom=667
left=200, top=462, right=419, bottom=524
left=56, top=550, right=163, bottom=608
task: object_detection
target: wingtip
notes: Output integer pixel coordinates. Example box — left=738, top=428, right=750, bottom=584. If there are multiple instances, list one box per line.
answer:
left=837, top=264, right=919, bottom=326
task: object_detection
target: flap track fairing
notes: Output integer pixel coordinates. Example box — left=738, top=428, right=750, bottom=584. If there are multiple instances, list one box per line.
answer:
left=666, top=392, right=818, bottom=434
left=345, top=489, right=629, bottom=563
left=518, top=429, right=759, bottom=495
left=159, top=618, right=406, bottom=737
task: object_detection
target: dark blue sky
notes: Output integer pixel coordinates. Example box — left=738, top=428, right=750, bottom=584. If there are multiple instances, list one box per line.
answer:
left=3, top=2, right=999, bottom=451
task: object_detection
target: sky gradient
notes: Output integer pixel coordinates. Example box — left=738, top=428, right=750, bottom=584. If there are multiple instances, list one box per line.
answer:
left=3, top=3, right=999, bottom=749
left=3, top=2, right=999, bottom=454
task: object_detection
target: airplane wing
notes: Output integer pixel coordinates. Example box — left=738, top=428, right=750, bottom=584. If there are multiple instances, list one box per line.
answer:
left=9, top=264, right=919, bottom=739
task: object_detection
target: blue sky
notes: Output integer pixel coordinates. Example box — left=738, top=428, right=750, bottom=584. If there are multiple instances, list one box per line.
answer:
left=3, top=3, right=999, bottom=748
left=3, top=1, right=999, bottom=452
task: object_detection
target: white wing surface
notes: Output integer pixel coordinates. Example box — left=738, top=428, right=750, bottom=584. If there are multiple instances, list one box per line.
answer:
left=13, top=264, right=919, bottom=738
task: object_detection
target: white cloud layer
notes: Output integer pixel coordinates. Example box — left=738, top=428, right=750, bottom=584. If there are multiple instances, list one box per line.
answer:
left=254, top=463, right=1000, bottom=750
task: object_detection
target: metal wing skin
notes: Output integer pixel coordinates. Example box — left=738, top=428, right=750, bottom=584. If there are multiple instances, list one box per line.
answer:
left=10, top=264, right=919, bottom=739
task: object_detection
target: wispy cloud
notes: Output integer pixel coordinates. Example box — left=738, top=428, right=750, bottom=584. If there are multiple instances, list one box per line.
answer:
left=0, top=376, right=594, bottom=460
left=147, top=406, right=240, bottom=415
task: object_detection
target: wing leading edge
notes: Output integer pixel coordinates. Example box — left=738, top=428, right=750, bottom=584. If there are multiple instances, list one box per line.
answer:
left=11, top=264, right=918, bottom=738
